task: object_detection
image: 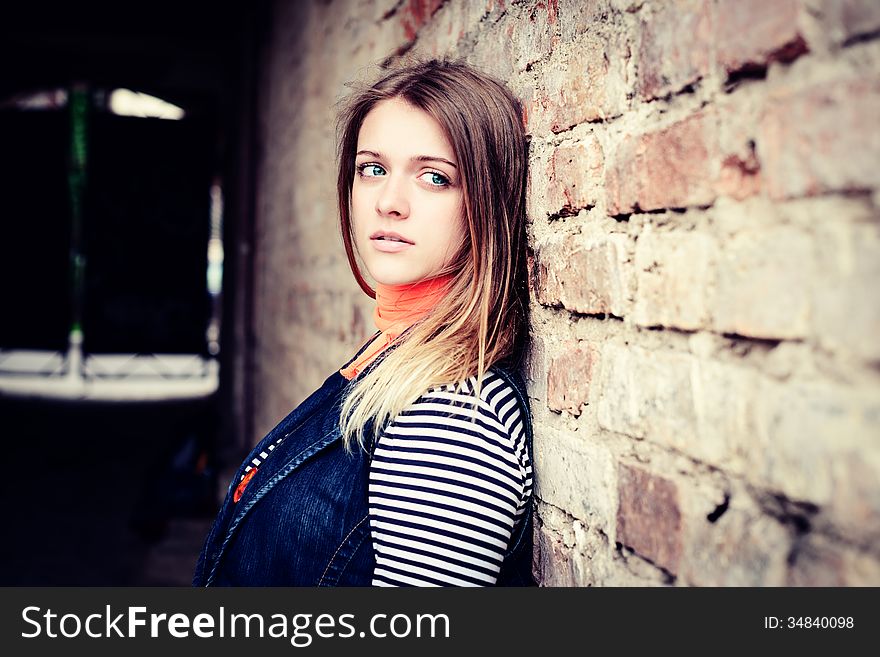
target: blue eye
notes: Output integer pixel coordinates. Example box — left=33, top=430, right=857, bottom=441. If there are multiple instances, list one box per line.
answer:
left=421, top=171, right=450, bottom=187
left=357, top=163, right=385, bottom=177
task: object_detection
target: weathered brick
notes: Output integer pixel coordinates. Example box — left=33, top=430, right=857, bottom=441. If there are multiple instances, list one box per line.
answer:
left=534, top=231, right=632, bottom=316
left=606, top=111, right=718, bottom=214
left=410, top=6, right=464, bottom=58
left=813, top=221, right=880, bottom=362
left=534, top=503, right=614, bottom=586
left=508, top=0, right=560, bottom=73
left=752, top=379, right=880, bottom=545
left=363, top=9, right=420, bottom=60
left=533, top=428, right=617, bottom=532
left=522, top=332, right=547, bottom=402
left=787, top=534, right=880, bottom=586
left=682, top=498, right=790, bottom=586
left=422, top=0, right=507, bottom=66
left=528, top=35, right=627, bottom=135
left=710, top=226, right=813, bottom=340
left=547, top=340, right=597, bottom=416
left=612, top=544, right=674, bottom=585
left=546, top=137, right=604, bottom=217
left=711, top=53, right=766, bottom=203
left=525, top=142, right=550, bottom=220
left=715, top=148, right=762, bottom=201
left=398, top=0, right=445, bottom=41
left=617, top=463, right=683, bottom=574
left=462, top=36, right=514, bottom=81
left=689, top=358, right=758, bottom=471
left=821, top=448, right=880, bottom=547
left=596, top=344, right=699, bottom=447
left=824, top=0, right=880, bottom=46
left=633, top=228, right=716, bottom=330
left=534, top=522, right=581, bottom=586
left=716, top=0, right=808, bottom=76
left=636, top=0, right=712, bottom=100
left=557, top=0, right=611, bottom=42
left=759, top=77, right=880, bottom=200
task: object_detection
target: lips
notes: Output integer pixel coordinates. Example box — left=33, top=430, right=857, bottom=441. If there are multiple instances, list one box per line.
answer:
left=370, top=230, right=413, bottom=244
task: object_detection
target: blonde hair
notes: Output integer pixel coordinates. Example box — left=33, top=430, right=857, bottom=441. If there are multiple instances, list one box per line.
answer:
left=336, top=58, right=530, bottom=449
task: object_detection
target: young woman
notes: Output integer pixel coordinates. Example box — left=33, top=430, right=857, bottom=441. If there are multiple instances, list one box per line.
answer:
left=194, top=59, right=534, bottom=587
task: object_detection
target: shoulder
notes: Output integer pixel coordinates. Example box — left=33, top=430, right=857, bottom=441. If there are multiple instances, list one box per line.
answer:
left=374, top=369, right=534, bottom=518
left=425, top=368, right=524, bottom=431
left=382, top=368, right=529, bottom=465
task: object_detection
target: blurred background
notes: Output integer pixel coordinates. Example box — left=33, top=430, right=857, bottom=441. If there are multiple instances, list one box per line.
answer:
left=0, top=1, right=264, bottom=585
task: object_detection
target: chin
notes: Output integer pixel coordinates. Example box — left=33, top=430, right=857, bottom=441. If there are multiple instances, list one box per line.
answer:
left=373, top=274, right=421, bottom=286
left=367, top=266, right=423, bottom=287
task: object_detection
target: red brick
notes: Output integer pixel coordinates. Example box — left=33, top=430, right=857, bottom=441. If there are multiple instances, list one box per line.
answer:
left=398, top=0, right=445, bottom=41
left=606, top=111, right=718, bottom=214
left=714, top=93, right=765, bottom=200
left=547, top=137, right=604, bottom=217
left=716, top=0, right=807, bottom=76
left=715, top=151, right=762, bottom=200
left=534, top=232, right=631, bottom=316
left=617, top=463, right=683, bottom=574
left=547, top=341, right=596, bottom=416
left=759, top=77, right=880, bottom=200
left=534, top=522, right=579, bottom=586
left=637, top=0, right=712, bottom=100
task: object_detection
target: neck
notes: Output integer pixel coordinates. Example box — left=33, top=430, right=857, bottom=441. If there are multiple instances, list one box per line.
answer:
left=339, top=273, right=455, bottom=381
left=373, top=273, right=455, bottom=333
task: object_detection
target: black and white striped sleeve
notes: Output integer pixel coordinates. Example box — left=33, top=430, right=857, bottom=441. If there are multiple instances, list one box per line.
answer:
left=368, top=370, right=533, bottom=587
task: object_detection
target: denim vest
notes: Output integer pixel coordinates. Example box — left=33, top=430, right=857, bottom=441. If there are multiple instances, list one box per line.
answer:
left=193, top=338, right=535, bottom=586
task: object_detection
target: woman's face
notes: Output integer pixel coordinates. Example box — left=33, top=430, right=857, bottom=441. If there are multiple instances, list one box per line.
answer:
left=351, top=98, right=466, bottom=287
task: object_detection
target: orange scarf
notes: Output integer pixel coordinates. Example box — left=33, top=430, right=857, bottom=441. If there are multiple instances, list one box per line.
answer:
left=339, top=274, right=454, bottom=380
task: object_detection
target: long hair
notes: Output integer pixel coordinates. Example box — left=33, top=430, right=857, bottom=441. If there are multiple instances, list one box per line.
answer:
left=336, top=58, right=530, bottom=449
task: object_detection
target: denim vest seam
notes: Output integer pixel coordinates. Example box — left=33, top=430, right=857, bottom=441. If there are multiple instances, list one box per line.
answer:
left=317, top=514, right=370, bottom=586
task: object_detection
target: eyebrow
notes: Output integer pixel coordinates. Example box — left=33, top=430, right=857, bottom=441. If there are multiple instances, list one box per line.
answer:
left=356, top=149, right=458, bottom=169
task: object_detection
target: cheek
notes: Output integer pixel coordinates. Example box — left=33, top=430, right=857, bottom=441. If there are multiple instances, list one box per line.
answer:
left=454, top=223, right=468, bottom=257
left=450, top=202, right=467, bottom=247
left=350, top=186, right=363, bottom=218
left=439, top=215, right=467, bottom=261
left=350, top=188, right=369, bottom=234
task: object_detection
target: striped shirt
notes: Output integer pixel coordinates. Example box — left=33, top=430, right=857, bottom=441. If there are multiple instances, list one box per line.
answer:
left=370, top=369, right=533, bottom=587
left=238, top=368, right=533, bottom=587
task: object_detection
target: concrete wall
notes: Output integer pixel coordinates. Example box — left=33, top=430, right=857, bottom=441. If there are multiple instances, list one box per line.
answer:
left=247, top=0, right=880, bottom=585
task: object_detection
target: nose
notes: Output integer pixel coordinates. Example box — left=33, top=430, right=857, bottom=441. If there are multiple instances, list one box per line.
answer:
left=375, top=174, right=409, bottom=219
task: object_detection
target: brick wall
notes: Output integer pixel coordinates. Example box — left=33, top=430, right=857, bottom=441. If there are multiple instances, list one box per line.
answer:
left=249, top=0, right=880, bottom=585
